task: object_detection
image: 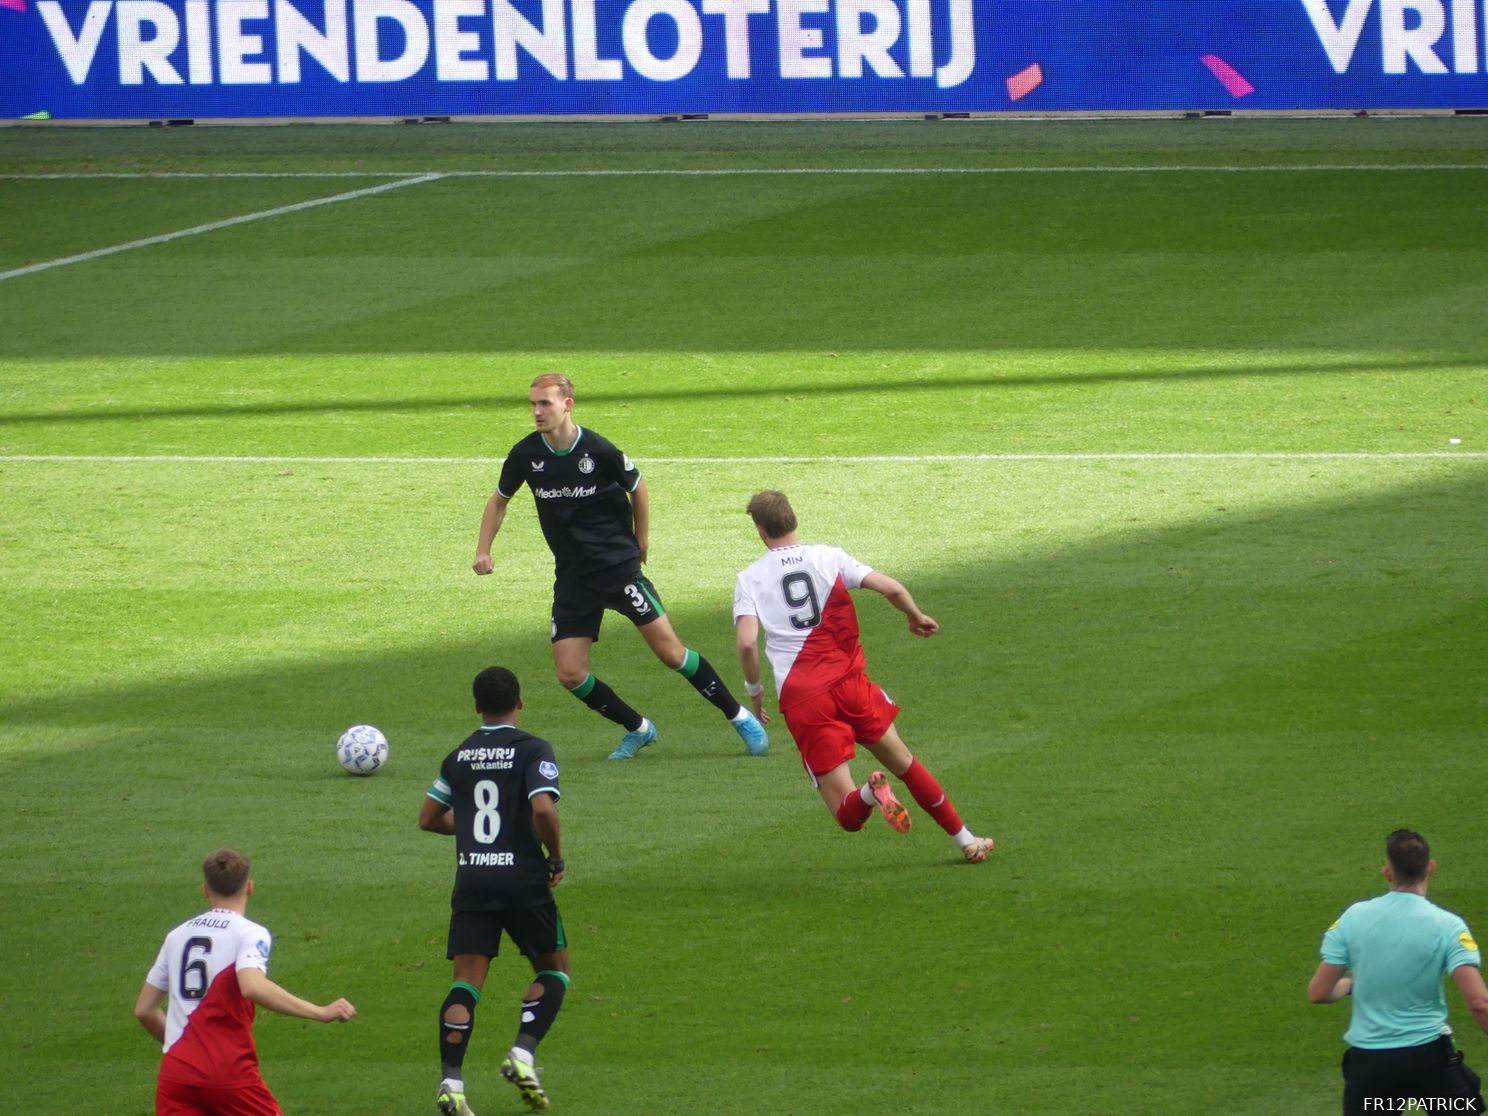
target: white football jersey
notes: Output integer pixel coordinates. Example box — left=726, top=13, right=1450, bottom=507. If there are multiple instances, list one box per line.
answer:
left=145, top=909, right=272, bottom=1083
left=734, top=543, right=873, bottom=703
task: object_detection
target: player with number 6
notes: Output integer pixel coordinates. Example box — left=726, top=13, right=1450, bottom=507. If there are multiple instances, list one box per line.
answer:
left=133, top=849, right=356, bottom=1116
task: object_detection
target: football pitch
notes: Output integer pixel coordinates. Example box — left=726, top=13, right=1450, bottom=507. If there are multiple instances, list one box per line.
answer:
left=2, top=118, right=1486, bottom=1114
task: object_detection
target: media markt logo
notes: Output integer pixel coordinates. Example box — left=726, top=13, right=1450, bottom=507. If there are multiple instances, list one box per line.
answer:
left=535, top=485, right=598, bottom=500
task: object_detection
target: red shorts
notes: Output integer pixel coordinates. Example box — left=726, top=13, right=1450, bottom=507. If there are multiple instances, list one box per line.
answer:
left=781, top=670, right=901, bottom=777
left=157, top=1076, right=282, bottom=1116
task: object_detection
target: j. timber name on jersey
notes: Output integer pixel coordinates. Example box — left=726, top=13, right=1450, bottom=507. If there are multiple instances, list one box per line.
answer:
left=460, top=851, right=516, bottom=866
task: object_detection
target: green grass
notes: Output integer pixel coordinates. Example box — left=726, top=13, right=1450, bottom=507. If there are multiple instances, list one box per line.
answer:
left=2, top=120, right=1486, bottom=1115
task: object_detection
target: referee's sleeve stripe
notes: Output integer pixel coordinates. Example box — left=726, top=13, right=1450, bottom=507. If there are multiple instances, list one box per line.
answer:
left=529, top=785, right=561, bottom=800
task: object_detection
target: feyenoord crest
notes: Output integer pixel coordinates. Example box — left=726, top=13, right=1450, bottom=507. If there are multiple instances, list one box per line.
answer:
left=578, top=456, right=595, bottom=474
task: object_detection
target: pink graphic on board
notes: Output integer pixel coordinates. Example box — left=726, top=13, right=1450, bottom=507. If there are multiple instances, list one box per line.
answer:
left=1007, top=63, right=1044, bottom=102
left=0, top=0, right=26, bottom=12
left=1200, top=54, right=1254, bottom=98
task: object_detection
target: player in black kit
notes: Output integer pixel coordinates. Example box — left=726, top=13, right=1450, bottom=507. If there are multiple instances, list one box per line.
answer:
left=419, top=667, right=567, bottom=1114
left=473, top=372, right=768, bottom=761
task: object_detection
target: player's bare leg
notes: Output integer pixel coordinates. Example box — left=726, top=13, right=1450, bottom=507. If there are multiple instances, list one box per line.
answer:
left=551, top=637, right=594, bottom=691
left=502, top=948, right=569, bottom=1111
left=635, top=614, right=687, bottom=670
left=552, top=637, right=654, bottom=758
left=438, top=955, right=491, bottom=1116
left=864, top=726, right=994, bottom=862
left=637, top=616, right=768, bottom=756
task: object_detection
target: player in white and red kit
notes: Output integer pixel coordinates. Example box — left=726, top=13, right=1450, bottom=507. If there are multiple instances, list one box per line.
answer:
left=733, top=491, right=994, bottom=863
left=133, top=849, right=356, bottom=1116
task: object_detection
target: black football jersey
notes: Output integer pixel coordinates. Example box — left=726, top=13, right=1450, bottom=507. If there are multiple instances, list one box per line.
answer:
left=427, top=724, right=561, bottom=911
left=496, top=427, right=642, bottom=576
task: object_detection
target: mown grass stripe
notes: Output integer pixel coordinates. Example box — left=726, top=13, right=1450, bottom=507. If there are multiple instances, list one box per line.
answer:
left=0, top=452, right=1482, bottom=464
left=4, top=164, right=1488, bottom=182
left=0, top=173, right=444, bottom=282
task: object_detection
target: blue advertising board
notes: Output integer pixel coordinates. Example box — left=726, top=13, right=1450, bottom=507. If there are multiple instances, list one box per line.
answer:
left=3, top=0, right=1488, bottom=119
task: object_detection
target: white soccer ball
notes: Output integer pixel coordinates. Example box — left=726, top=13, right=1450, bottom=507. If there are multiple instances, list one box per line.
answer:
left=336, top=724, right=388, bottom=776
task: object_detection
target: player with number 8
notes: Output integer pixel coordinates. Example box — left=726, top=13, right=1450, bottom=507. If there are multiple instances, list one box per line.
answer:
left=419, top=667, right=568, bottom=1113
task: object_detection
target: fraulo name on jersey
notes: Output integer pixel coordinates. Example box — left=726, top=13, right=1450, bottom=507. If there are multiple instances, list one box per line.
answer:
left=188, top=916, right=233, bottom=930
left=534, top=484, right=598, bottom=499
left=33, top=0, right=977, bottom=90
left=460, top=851, right=516, bottom=866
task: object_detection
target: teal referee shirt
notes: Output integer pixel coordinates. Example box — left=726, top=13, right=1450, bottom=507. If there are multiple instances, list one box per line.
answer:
left=1321, top=890, right=1482, bottom=1049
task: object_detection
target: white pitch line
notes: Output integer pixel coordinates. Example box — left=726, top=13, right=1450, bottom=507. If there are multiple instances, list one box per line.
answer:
left=4, top=164, right=1488, bottom=182
left=0, top=452, right=1483, bottom=465
left=3, top=171, right=421, bottom=180
left=0, top=173, right=444, bottom=283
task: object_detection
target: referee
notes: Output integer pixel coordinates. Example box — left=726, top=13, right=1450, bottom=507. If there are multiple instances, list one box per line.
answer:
left=1309, top=829, right=1488, bottom=1115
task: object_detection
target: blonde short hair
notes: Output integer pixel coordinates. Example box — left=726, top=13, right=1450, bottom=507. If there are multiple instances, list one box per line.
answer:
left=530, top=373, right=575, bottom=400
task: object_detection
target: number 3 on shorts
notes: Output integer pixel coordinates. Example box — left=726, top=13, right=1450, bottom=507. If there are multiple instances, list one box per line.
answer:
left=624, top=583, right=650, bottom=616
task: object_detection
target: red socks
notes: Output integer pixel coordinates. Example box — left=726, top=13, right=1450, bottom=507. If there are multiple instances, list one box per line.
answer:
left=835, top=789, right=874, bottom=831
left=898, top=757, right=963, bottom=835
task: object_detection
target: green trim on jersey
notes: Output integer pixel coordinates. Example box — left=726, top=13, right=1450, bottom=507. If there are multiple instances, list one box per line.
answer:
left=541, top=426, right=583, bottom=457
left=452, top=981, right=482, bottom=1003
left=536, top=969, right=571, bottom=988
left=554, top=909, right=567, bottom=950
left=675, top=647, right=700, bottom=678
left=569, top=673, right=597, bottom=699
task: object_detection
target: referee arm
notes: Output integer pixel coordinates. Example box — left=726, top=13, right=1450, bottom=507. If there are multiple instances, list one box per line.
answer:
left=1452, top=964, right=1488, bottom=1033
left=1307, top=962, right=1352, bottom=1004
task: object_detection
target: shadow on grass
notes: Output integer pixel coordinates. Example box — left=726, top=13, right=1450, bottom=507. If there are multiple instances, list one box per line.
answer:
left=3, top=461, right=1484, bottom=1116
left=1, top=353, right=1479, bottom=429
left=1, top=461, right=1482, bottom=763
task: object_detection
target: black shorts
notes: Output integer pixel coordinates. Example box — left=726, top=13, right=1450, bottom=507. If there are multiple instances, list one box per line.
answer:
left=1343, top=1036, right=1484, bottom=1116
left=447, top=901, right=567, bottom=960
left=551, top=569, right=666, bottom=643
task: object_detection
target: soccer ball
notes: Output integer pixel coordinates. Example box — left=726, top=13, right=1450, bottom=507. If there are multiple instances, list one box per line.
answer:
left=336, top=724, right=388, bottom=776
